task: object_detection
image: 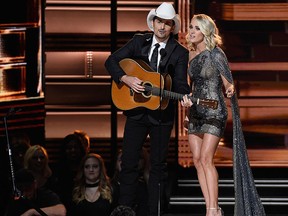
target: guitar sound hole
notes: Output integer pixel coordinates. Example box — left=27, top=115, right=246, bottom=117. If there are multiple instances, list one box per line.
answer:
left=142, top=82, right=152, bottom=98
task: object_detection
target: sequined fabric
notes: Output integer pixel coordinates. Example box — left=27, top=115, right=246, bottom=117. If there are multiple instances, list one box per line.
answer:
left=188, top=47, right=266, bottom=215
left=187, top=47, right=232, bottom=137
left=231, top=94, right=266, bottom=215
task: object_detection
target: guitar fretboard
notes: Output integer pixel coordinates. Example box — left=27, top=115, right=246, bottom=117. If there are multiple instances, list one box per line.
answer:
left=149, top=86, right=183, bottom=100
left=145, top=84, right=218, bottom=109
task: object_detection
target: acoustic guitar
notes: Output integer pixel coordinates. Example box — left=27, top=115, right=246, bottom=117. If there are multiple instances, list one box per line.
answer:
left=111, top=58, right=218, bottom=111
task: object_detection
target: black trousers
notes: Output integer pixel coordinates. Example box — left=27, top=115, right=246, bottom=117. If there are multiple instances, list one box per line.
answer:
left=119, top=114, right=173, bottom=216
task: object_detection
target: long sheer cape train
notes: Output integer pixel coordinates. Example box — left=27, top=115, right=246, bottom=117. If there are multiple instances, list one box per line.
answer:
left=230, top=94, right=266, bottom=216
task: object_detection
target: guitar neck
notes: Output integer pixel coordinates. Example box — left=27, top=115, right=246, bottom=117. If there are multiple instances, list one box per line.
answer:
left=149, top=86, right=180, bottom=99
left=162, top=89, right=184, bottom=101
left=149, top=86, right=218, bottom=110
left=153, top=88, right=197, bottom=103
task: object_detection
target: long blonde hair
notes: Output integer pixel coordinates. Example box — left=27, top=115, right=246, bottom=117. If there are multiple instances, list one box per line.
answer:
left=186, top=14, right=222, bottom=51
left=24, top=145, right=52, bottom=187
left=72, top=153, right=112, bottom=204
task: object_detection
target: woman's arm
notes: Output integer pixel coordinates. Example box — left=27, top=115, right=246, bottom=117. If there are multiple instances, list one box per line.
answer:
left=21, top=204, right=66, bottom=216
left=221, top=74, right=235, bottom=98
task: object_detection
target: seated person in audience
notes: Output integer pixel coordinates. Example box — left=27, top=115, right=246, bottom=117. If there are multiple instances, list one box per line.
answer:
left=10, top=132, right=31, bottom=171
left=5, top=168, right=66, bottom=216
left=72, top=153, right=112, bottom=216
left=53, top=130, right=90, bottom=214
left=110, top=205, right=136, bottom=216
left=73, top=130, right=90, bottom=154
left=24, top=145, right=52, bottom=188
left=2, top=133, right=31, bottom=214
left=111, top=147, right=149, bottom=216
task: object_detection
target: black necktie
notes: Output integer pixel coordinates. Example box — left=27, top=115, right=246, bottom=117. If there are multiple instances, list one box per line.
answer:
left=150, top=43, right=160, bottom=72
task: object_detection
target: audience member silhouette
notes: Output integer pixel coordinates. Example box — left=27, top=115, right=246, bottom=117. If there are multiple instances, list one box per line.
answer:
left=72, top=153, right=112, bottom=216
left=5, top=168, right=66, bottom=216
left=61, top=130, right=90, bottom=172
left=110, top=205, right=136, bottom=216
left=53, top=130, right=90, bottom=214
left=10, top=132, right=31, bottom=171
left=111, top=148, right=149, bottom=216
left=1, top=133, right=32, bottom=215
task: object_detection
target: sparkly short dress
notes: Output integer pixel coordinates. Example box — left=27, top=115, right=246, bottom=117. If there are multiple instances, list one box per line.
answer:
left=187, top=47, right=266, bottom=214
left=187, top=47, right=233, bottom=137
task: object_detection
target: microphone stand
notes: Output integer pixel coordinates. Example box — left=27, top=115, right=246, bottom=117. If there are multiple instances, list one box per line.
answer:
left=4, top=108, right=21, bottom=200
left=4, top=108, right=48, bottom=216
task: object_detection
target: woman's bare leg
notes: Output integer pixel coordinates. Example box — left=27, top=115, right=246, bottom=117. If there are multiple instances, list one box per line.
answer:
left=200, top=133, right=221, bottom=216
left=188, top=134, right=210, bottom=211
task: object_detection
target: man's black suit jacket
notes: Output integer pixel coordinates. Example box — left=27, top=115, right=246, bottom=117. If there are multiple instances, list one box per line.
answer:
left=105, top=33, right=190, bottom=125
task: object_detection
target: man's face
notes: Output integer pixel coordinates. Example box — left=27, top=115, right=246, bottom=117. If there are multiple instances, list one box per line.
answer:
left=65, top=140, right=82, bottom=161
left=152, top=17, right=175, bottom=42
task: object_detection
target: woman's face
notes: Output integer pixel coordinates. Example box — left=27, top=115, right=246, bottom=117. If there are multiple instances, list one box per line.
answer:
left=29, top=149, right=46, bottom=172
left=188, top=18, right=204, bottom=46
left=84, top=157, right=100, bottom=183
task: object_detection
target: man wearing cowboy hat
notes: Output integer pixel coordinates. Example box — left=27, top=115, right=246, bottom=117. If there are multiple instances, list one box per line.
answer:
left=105, top=2, right=190, bottom=216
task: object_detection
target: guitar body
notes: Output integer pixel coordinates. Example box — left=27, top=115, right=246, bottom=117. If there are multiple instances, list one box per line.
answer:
left=112, top=58, right=218, bottom=110
left=111, top=58, right=171, bottom=110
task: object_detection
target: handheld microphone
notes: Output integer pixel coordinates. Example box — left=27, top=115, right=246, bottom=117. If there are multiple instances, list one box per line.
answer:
left=160, top=48, right=167, bottom=59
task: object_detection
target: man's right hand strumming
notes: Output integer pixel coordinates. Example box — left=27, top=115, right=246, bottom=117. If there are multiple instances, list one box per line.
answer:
left=120, top=75, right=145, bottom=93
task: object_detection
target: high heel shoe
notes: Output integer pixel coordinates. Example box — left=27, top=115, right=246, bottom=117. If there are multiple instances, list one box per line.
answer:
left=206, top=207, right=218, bottom=216
left=217, top=207, right=224, bottom=216
left=206, top=207, right=224, bottom=216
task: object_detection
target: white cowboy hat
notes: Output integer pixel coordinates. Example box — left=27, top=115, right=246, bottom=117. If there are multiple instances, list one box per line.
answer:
left=146, top=2, right=181, bottom=35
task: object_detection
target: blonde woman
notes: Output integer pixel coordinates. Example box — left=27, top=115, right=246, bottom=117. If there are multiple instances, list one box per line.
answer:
left=72, top=153, right=112, bottom=216
left=182, top=13, right=266, bottom=216
left=24, top=145, right=52, bottom=188
left=182, top=14, right=235, bottom=216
